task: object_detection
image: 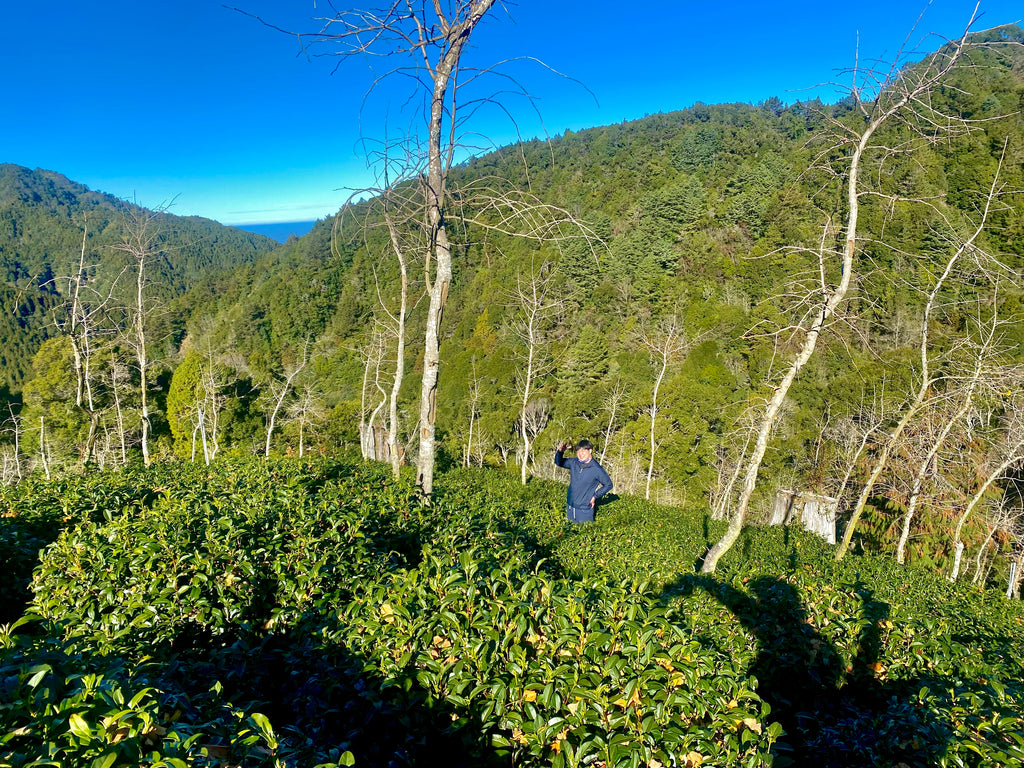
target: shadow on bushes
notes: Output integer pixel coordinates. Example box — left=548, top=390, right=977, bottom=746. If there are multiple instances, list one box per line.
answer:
left=664, top=573, right=949, bottom=768
left=152, top=618, right=505, bottom=767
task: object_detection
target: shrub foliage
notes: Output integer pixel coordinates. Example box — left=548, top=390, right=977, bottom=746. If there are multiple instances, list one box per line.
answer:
left=2, top=459, right=1023, bottom=766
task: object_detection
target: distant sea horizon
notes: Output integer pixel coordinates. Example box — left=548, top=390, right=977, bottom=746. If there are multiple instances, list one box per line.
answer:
left=234, top=219, right=317, bottom=243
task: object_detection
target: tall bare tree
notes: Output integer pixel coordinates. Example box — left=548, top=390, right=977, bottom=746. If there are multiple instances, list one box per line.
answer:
left=111, top=204, right=167, bottom=466
left=246, top=0, right=601, bottom=496
left=50, top=220, right=122, bottom=465
left=702, top=13, right=979, bottom=573
left=894, top=305, right=1006, bottom=565
left=508, top=262, right=561, bottom=484
left=837, top=150, right=1008, bottom=560
left=639, top=314, right=691, bottom=500
left=949, top=393, right=1024, bottom=581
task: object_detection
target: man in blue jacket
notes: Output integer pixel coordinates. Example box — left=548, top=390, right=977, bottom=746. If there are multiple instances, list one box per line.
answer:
left=554, top=439, right=613, bottom=523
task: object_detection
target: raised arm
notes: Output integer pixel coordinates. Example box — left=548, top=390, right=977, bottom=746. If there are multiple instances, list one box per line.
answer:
left=554, top=443, right=569, bottom=468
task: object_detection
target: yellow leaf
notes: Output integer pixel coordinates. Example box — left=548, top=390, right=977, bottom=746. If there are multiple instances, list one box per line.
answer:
left=523, top=689, right=538, bottom=702
left=684, top=751, right=704, bottom=767
left=613, top=697, right=629, bottom=709
left=727, top=698, right=738, bottom=708
left=567, top=701, right=580, bottom=715
left=741, top=717, right=762, bottom=735
left=380, top=603, right=394, bottom=616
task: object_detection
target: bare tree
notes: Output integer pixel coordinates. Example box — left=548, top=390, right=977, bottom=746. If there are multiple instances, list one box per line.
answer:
left=702, top=13, right=980, bottom=573
left=285, top=380, right=327, bottom=459
left=2, top=405, right=22, bottom=483
left=263, top=341, right=310, bottom=458
left=243, top=0, right=604, bottom=496
left=971, top=497, right=1022, bottom=586
left=599, top=377, right=627, bottom=466
left=357, top=327, right=390, bottom=461
left=639, top=314, right=696, bottom=500
left=949, top=395, right=1024, bottom=581
left=894, top=305, right=1005, bottom=565
left=48, top=221, right=124, bottom=465
left=837, top=149, right=1008, bottom=560
left=508, top=262, right=562, bottom=484
left=464, top=360, right=484, bottom=467
left=111, top=204, right=168, bottom=467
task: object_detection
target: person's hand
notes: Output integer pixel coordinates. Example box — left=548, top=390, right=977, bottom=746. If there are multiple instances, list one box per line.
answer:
left=557, top=442, right=569, bottom=452
left=589, top=497, right=596, bottom=508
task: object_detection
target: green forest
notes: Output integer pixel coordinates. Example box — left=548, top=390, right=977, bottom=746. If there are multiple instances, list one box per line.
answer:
left=3, top=10, right=1024, bottom=768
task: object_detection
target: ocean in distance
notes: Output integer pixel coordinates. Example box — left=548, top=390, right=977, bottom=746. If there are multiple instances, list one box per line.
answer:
left=237, top=220, right=317, bottom=243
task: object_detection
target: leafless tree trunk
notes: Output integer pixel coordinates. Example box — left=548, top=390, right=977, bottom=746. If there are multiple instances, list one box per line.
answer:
left=253, top=0, right=609, bottom=496
left=598, top=378, right=625, bottom=466
left=39, top=416, right=50, bottom=480
left=264, top=341, right=309, bottom=458
left=839, top=148, right=1006, bottom=560
left=950, top=406, right=1024, bottom=581
left=640, top=315, right=690, bottom=500
left=51, top=221, right=118, bottom=466
left=112, top=204, right=168, bottom=467
left=110, top=353, right=128, bottom=465
left=358, top=329, right=389, bottom=461
left=895, top=309, right=1001, bottom=564
left=4, top=406, right=22, bottom=482
left=382, top=205, right=410, bottom=478
left=465, top=362, right=483, bottom=467
left=509, top=263, right=561, bottom=484
left=285, top=382, right=326, bottom=459
left=703, top=16, right=978, bottom=573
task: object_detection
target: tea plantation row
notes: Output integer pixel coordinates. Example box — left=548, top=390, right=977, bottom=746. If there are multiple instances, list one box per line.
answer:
left=2, top=459, right=1023, bottom=767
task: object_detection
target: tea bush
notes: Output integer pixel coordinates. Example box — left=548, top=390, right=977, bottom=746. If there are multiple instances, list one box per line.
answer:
left=3, top=458, right=1024, bottom=767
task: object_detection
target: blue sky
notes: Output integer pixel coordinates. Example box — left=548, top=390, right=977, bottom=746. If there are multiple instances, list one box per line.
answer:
left=2, top=1, right=1021, bottom=225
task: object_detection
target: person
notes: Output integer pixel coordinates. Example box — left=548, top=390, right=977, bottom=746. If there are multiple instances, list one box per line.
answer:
left=554, top=439, right=613, bottom=523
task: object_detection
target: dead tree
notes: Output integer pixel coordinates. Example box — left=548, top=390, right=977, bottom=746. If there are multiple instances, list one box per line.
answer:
left=285, top=381, right=327, bottom=458
left=263, top=341, right=310, bottom=458
left=599, top=377, right=627, bottom=465
left=702, top=13, right=981, bottom=573
left=950, top=394, right=1024, bottom=581
left=895, top=304, right=1006, bottom=565
left=111, top=204, right=167, bottom=467
left=508, top=262, right=562, bottom=484
left=357, top=327, right=390, bottom=461
left=639, top=314, right=691, bottom=500
left=838, top=149, right=1008, bottom=560
left=49, top=221, right=123, bottom=466
left=245, top=0, right=603, bottom=496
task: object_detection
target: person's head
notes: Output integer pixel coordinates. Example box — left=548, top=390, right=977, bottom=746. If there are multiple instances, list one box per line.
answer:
left=575, top=439, right=594, bottom=461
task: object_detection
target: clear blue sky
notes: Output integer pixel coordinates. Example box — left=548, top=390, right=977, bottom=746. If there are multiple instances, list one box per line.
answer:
left=2, top=1, right=1020, bottom=225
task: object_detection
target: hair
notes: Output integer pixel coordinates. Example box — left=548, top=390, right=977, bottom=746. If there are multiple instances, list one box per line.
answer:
left=575, top=439, right=594, bottom=451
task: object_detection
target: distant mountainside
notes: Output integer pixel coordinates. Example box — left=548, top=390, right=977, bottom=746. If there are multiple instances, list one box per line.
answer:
left=0, top=164, right=279, bottom=392
left=171, top=26, right=1024, bottom=494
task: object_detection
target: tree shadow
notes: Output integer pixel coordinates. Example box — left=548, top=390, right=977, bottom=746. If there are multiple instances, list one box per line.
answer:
left=664, top=573, right=950, bottom=768
left=153, top=617, right=506, bottom=767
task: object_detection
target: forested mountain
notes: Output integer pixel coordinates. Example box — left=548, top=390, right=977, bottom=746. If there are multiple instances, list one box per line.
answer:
left=0, top=164, right=278, bottom=391
left=5, top=26, right=1024, bottom=578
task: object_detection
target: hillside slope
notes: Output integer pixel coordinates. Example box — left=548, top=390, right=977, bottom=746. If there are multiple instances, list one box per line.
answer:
left=0, top=163, right=279, bottom=391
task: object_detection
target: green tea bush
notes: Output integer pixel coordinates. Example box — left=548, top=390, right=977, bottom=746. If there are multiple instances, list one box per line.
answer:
left=3, top=458, right=1023, bottom=767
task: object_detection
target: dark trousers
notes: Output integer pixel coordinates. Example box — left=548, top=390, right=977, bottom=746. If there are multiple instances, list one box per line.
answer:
left=566, top=505, right=594, bottom=524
